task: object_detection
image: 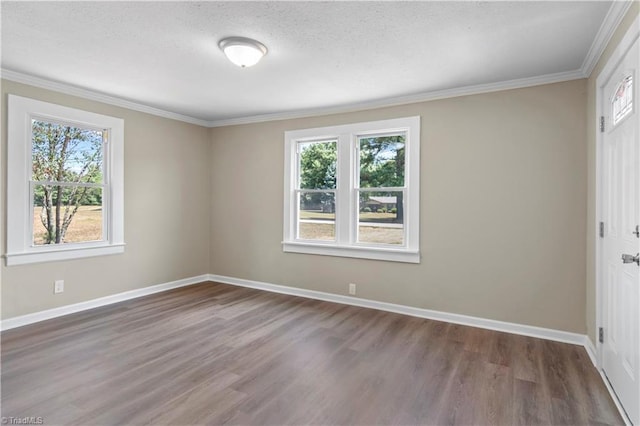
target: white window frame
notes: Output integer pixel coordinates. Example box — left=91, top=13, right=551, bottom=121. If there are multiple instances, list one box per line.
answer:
left=283, top=116, right=420, bottom=263
left=6, top=95, right=125, bottom=266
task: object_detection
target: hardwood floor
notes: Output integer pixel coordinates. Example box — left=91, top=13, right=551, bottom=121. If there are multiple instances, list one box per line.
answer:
left=1, top=282, right=623, bottom=425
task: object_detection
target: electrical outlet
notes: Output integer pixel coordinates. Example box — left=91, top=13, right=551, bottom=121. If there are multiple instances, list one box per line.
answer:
left=54, top=280, right=64, bottom=294
left=348, top=283, right=356, bottom=295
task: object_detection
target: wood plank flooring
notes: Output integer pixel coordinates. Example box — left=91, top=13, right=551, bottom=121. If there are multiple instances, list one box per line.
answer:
left=1, top=282, right=623, bottom=425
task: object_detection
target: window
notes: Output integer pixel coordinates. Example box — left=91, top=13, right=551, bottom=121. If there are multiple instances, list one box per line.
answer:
left=283, top=116, right=420, bottom=263
left=612, top=74, right=633, bottom=126
left=6, top=95, right=124, bottom=265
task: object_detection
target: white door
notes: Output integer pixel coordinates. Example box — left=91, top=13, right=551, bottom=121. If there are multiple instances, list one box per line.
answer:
left=601, top=35, right=640, bottom=425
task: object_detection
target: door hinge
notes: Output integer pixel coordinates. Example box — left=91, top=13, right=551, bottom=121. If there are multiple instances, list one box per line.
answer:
left=600, top=116, right=605, bottom=133
left=599, top=327, right=604, bottom=343
left=599, top=221, right=605, bottom=238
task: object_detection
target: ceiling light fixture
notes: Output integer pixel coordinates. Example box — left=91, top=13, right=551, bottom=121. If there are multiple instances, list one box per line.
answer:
left=219, top=37, right=268, bottom=68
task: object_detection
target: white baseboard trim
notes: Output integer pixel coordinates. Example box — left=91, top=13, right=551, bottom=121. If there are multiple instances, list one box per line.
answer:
left=207, top=273, right=586, bottom=346
left=584, top=337, right=633, bottom=426
left=584, top=335, right=599, bottom=368
left=0, top=272, right=601, bottom=349
left=596, top=363, right=633, bottom=426
left=0, top=274, right=210, bottom=331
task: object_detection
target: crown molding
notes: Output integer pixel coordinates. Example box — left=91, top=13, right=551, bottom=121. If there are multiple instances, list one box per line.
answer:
left=581, top=0, right=634, bottom=77
left=207, top=69, right=585, bottom=127
left=1, top=68, right=211, bottom=127
left=0, top=67, right=587, bottom=131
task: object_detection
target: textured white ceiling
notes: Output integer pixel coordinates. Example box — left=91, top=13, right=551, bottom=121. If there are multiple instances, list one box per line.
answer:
left=1, top=1, right=613, bottom=123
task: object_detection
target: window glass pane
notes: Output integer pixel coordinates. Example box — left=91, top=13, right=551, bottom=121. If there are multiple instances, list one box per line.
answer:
left=298, top=140, right=337, bottom=189
left=298, top=191, right=335, bottom=241
left=359, top=134, right=405, bottom=188
left=612, top=75, right=633, bottom=126
left=358, top=190, right=404, bottom=245
left=32, top=120, right=104, bottom=184
left=33, top=184, right=103, bottom=245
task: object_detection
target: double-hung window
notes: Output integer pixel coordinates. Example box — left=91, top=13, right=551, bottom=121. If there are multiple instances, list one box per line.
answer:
left=6, top=95, right=124, bottom=265
left=283, top=116, right=420, bottom=263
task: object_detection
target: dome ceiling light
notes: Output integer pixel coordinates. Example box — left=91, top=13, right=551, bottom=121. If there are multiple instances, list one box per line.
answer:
left=219, top=37, right=268, bottom=68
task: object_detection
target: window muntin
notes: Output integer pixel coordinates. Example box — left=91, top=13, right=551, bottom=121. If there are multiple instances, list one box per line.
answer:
left=6, top=95, right=125, bottom=266
left=30, top=119, right=107, bottom=246
left=612, top=74, right=633, bottom=126
left=283, top=116, right=420, bottom=263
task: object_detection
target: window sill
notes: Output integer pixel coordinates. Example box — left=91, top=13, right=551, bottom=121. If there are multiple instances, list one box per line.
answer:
left=282, top=241, right=420, bottom=263
left=5, top=243, right=126, bottom=266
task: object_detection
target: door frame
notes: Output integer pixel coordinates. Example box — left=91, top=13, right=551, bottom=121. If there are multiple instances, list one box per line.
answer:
left=595, top=12, right=639, bottom=425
